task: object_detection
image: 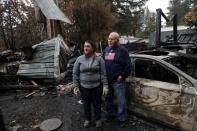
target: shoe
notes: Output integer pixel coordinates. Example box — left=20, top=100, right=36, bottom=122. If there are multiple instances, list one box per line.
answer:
left=105, top=116, right=114, bottom=122
left=83, top=120, right=90, bottom=128
left=95, top=120, right=102, bottom=128
left=119, top=121, right=127, bottom=128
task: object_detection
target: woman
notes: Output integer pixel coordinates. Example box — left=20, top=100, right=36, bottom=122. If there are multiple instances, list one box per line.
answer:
left=73, top=40, right=108, bottom=128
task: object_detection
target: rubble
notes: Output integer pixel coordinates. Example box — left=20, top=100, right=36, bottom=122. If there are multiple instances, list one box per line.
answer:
left=17, top=35, right=72, bottom=85
left=56, top=82, right=75, bottom=94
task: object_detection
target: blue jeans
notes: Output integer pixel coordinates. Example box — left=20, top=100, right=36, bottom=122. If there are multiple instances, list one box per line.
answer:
left=106, top=81, right=127, bottom=122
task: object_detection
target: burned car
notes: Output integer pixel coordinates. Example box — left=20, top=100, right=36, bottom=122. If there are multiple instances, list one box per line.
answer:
left=126, top=51, right=197, bottom=130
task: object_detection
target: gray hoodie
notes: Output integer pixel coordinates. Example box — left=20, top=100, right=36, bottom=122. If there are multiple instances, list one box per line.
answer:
left=73, top=54, right=108, bottom=88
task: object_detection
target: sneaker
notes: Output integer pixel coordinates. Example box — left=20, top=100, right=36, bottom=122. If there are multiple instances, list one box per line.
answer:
left=83, top=120, right=90, bottom=128
left=95, top=120, right=102, bottom=128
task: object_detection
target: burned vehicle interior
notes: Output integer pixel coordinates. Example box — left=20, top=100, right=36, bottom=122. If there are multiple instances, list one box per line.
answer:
left=136, top=50, right=197, bottom=81
left=134, top=58, right=179, bottom=84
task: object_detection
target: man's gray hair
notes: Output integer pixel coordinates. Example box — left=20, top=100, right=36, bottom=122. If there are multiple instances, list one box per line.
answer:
left=109, top=32, right=120, bottom=39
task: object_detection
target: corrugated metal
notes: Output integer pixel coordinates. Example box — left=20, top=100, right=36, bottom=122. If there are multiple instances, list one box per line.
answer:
left=35, top=0, right=72, bottom=24
left=17, top=35, right=72, bottom=81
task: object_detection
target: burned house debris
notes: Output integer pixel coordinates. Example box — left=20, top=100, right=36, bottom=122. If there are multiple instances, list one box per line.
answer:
left=119, top=36, right=149, bottom=53
left=0, top=35, right=73, bottom=92
left=0, top=50, right=22, bottom=85
left=151, top=8, right=197, bottom=54
left=0, top=0, right=73, bottom=88
left=17, top=35, right=72, bottom=85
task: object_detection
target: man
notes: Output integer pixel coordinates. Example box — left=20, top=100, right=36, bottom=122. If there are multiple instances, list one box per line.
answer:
left=103, top=32, right=132, bottom=124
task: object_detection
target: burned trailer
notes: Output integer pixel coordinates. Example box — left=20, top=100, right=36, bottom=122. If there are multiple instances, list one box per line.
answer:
left=17, top=36, right=72, bottom=85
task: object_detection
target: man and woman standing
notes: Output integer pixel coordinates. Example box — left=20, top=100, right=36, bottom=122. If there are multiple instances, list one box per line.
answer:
left=73, top=32, right=132, bottom=128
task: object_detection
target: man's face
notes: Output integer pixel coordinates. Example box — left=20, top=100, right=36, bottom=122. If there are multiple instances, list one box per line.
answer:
left=108, top=34, right=118, bottom=47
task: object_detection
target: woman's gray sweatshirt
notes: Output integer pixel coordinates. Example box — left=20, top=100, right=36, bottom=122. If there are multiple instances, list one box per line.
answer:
left=73, top=54, right=108, bottom=88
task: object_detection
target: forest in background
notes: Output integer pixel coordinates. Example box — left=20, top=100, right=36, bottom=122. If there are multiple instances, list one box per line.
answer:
left=0, top=0, right=196, bottom=52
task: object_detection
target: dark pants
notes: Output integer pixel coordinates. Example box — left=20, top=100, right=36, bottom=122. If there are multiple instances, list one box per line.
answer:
left=80, top=86, right=102, bottom=121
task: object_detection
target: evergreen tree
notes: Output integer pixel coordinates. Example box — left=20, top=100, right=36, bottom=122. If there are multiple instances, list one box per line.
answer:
left=108, top=0, right=148, bottom=36
left=167, top=0, right=192, bottom=25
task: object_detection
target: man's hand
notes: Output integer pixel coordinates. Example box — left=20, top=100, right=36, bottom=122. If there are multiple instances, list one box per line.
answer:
left=103, top=85, right=109, bottom=96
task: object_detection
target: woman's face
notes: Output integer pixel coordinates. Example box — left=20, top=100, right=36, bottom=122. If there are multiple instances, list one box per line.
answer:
left=84, top=42, right=94, bottom=56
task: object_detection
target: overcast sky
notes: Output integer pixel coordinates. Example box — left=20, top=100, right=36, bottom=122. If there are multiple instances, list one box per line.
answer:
left=146, top=0, right=170, bottom=14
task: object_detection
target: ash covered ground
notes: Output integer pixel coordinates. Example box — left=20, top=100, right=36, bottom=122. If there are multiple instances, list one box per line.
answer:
left=0, top=87, right=177, bottom=131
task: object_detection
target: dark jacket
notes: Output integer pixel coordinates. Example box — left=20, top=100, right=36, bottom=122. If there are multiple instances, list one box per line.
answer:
left=104, top=44, right=132, bottom=83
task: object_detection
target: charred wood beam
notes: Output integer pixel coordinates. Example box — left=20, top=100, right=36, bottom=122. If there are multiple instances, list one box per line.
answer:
left=0, top=85, right=41, bottom=91
left=160, top=10, right=169, bottom=21
left=173, top=14, right=177, bottom=44
left=155, top=9, right=161, bottom=48
left=156, top=8, right=178, bottom=48
left=57, top=21, right=63, bottom=37
left=47, top=19, right=52, bottom=39
left=155, top=8, right=170, bottom=48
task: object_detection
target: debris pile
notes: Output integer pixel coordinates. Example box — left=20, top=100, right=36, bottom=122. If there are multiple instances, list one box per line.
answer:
left=0, top=50, right=22, bottom=85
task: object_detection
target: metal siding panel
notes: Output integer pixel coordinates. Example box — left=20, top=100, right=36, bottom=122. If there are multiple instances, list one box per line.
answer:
left=17, top=36, right=71, bottom=80
left=19, top=63, right=54, bottom=70
left=17, top=68, right=54, bottom=74
left=35, top=0, right=71, bottom=24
